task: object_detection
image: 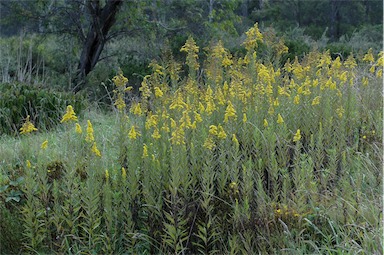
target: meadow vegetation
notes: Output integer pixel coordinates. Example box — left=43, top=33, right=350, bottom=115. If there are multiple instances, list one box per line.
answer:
left=0, top=24, right=383, bottom=254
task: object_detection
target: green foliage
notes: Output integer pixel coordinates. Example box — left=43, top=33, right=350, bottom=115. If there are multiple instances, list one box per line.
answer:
left=0, top=83, right=86, bottom=135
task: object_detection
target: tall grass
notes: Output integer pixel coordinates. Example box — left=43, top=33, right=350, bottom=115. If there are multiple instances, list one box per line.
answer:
left=0, top=23, right=382, bottom=254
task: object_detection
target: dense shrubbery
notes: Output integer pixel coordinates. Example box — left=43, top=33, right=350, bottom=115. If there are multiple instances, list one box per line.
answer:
left=0, top=83, right=86, bottom=135
left=0, top=24, right=382, bottom=254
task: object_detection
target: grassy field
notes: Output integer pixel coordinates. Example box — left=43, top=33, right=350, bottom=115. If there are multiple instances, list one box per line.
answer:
left=0, top=24, right=383, bottom=254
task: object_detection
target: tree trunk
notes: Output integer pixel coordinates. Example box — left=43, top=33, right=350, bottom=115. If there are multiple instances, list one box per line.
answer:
left=72, top=0, right=123, bottom=93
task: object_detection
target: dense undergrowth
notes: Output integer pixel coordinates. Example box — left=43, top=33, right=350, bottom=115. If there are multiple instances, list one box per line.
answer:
left=0, top=23, right=383, bottom=254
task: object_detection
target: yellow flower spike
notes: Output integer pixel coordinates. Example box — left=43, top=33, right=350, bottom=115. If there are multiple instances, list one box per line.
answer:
left=152, top=128, right=161, bottom=139
left=312, top=96, right=321, bottom=106
left=336, top=107, right=344, bottom=118
left=209, top=125, right=218, bottom=136
left=142, top=144, right=149, bottom=158
left=362, top=48, right=374, bottom=63
left=224, top=101, right=237, bottom=123
left=61, top=105, right=78, bottom=123
left=154, top=87, right=164, bottom=98
left=114, top=94, right=126, bottom=111
left=243, top=113, right=247, bottom=123
left=91, top=142, right=101, bottom=157
left=277, top=114, right=284, bottom=124
left=19, top=115, right=38, bottom=135
left=217, top=125, right=227, bottom=139
left=130, top=102, right=143, bottom=116
left=263, top=119, right=268, bottom=127
left=344, top=54, right=357, bottom=68
left=75, top=123, right=82, bottom=134
left=232, top=134, right=239, bottom=147
left=362, top=77, right=369, bottom=86
left=105, top=169, right=110, bottom=181
left=128, top=125, right=141, bottom=140
left=203, top=136, right=215, bottom=150
left=26, top=160, right=32, bottom=169
left=243, top=22, right=263, bottom=51
left=41, top=140, right=48, bottom=150
left=112, top=72, right=128, bottom=87
left=294, top=95, right=300, bottom=105
left=85, top=120, right=95, bottom=143
left=293, top=129, right=302, bottom=142
left=121, top=167, right=127, bottom=180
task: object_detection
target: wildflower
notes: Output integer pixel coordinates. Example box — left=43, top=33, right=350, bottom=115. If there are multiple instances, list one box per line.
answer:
left=293, top=129, right=302, bottom=142
left=336, top=107, right=344, bottom=118
left=277, top=114, right=284, bottom=124
left=217, top=125, right=227, bottom=139
left=229, top=182, right=239, bottom=195
left=19, top=115, right=38, bottom=135
left=243, top=113, right=247, bottom=123
left=152, top=128, right=161, bottom=139
left=130, top=102, right=143, bottom=116
left=311, top=96, right=321, bottom=106
left=344, top=54, right=357, bottom=68
left=203, top=137, right=215, bottom=150
left=154, top=87, right=164, bottom=98
left=26, top=160, right=32, bottom=169
left=85, top=120, right=95, bottom=143
left=209, top=125, right=218, bottom=136
left=232, top=134, right=239, bottom=147
left=142, top=144, right=148, bottom=158
left=105, top=169, right=110, bottom=181
left=293, top=95, right=300, bottom=105
left=194, top=111, right=202, bottom=123
left=128, top=126, right=141, bottom=140
left=362, top=77, right=369, bottom=86
left=263, top=119, right=268, bottom=127
left=91, top=142, right=101, bottom=157
left=114, top=94, right=126, bottom=111
left=224, top=101, right=237, bottom=122
left=61, top=105, right=78, bottom=123
left=180, top=36, right=199, bottom=71
left=41, top=140, right=48, bottom=150
left=362, top=48, right=374, bottom=63
left=243, top=23, right=263, bottom=51
left=170, top=127, right=185, bottom=145
left=75, top=123, right=82, bottom=134
left=112, top=73, right=128, bottom=87
left=121, top=167, right=127, bottom=180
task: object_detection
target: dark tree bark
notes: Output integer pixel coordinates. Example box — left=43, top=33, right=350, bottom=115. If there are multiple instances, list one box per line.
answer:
left=329, top=0, right=341, bottom=41
left=72, top=0, right=123, bottom=93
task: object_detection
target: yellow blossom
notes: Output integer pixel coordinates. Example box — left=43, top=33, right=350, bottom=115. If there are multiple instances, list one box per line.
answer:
left=243, top=113, right=247, bottom=123
left=277, top=114, right=284, bottom=124
left=85, top=120, right=95, bottom=143
left=128, top=126, right=141, bottom=140
left=154, top=87, right=164, bottom=98
left=142, top=144, right=148, bottom=158
left=130, top=102, right=143, bottom=116
left=209, top=125, right=218, bottom=136
left=243, top=23, right=263, bottom=51
left=336, top=107, right=344, bottom=118
left=75, top=123, right=82, bottom=134
left=19, top=115, right=38, bottom=135
left=122, top=167, right=127, bottom=180
left=232, top=134, right=239, bottom=147
left=105, top=169, right=110, bottom=180
left=362, top=48, right=374, bottom=63
left=344, top=54, right=357, bottom=68
left=91, top=142, right=101, bottom=157
left=152, top=128, right=161, bottom=139
left=61, top=105, right=78, bottom=123
left=41, top=140, right=48, bottom=150
left=26, top=160, right=32, bottom=169
left=170, top=127, right=185, bottom=145
left=114, top=94, right=126, bottom=111
left=112, top=73, right=128, bottom=87
left=263, top=119, right=268, bottom=127
left=362, top=77, right=369, bottom=86
left=217, top=125, right=227, bottom=139
left=312, top=96, right=321, bottom=106
left=224, top=101, right=237, bottom=122
left=203, top=137, right=215, bottom=150
left=293, top=129, right=302, bottom=142
left=293, top=95, right=300, bottom=105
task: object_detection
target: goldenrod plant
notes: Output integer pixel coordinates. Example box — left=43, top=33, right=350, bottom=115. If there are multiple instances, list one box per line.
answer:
left=0, top=23, right=382, bottom=254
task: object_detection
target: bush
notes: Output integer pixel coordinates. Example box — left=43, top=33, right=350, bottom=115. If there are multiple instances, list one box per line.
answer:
left=0, top=83, right=87, bottom=135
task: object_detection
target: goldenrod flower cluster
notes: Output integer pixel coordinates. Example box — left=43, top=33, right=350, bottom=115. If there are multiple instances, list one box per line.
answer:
left=19, top=115, right=38, bottom=135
